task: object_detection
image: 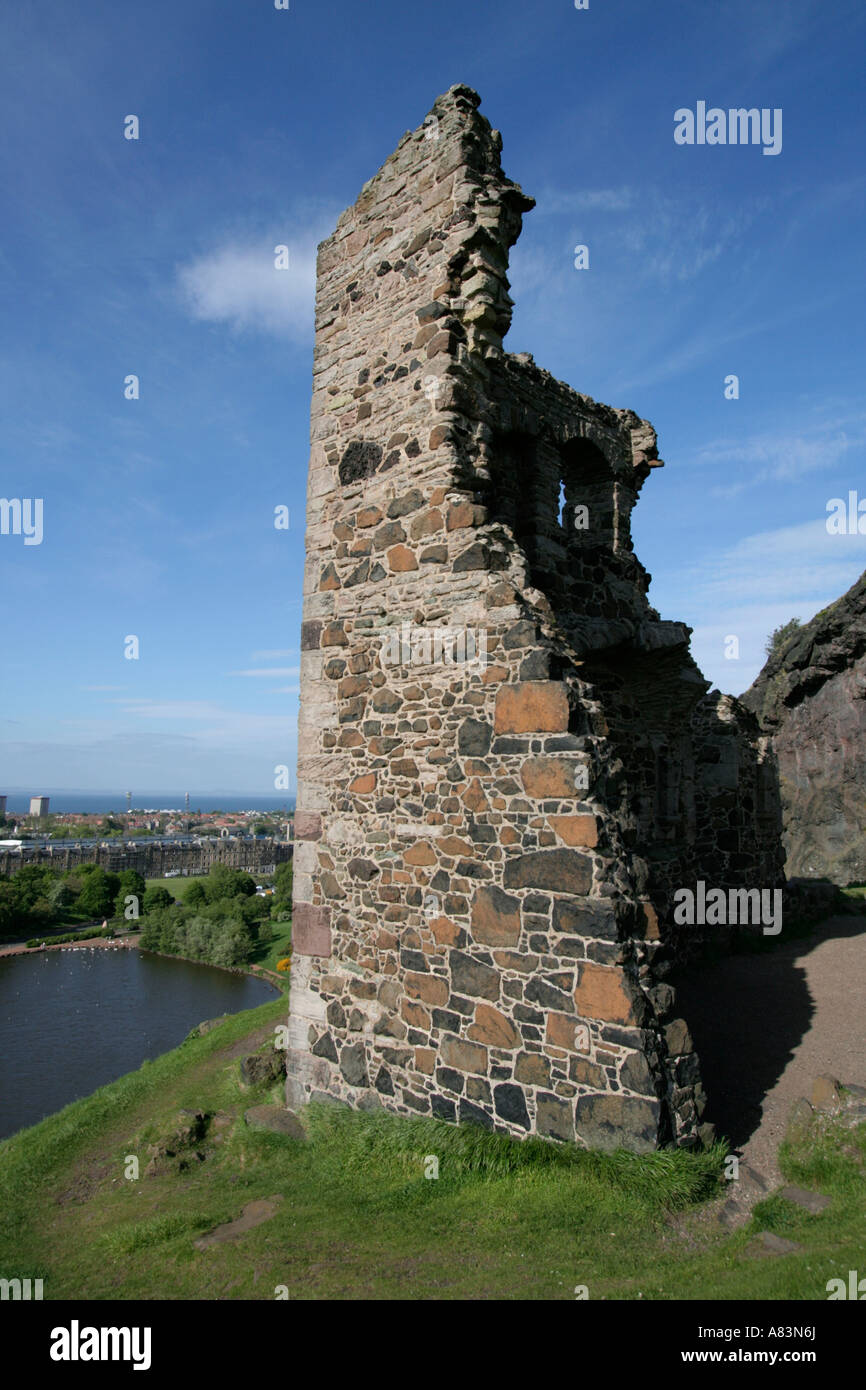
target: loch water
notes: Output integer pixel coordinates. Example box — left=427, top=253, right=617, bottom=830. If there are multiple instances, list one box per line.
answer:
left=0, top=946, right=278, bottom=1140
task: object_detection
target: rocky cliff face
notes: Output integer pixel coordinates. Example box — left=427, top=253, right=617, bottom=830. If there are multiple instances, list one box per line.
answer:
left=742, top=570, right=866, bottom=883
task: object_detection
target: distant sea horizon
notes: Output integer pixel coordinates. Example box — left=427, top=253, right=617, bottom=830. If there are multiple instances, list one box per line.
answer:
left=1, top=791, right=296, bottom=815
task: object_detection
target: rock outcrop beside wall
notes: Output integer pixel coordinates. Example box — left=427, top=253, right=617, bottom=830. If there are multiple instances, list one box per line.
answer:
left=287, top=85, right=784, bottom=1152
left=742, top=570, right=866, bottom=883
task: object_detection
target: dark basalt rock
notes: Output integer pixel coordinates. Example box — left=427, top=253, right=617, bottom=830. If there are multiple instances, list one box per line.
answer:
left=742, top=569, right=866, bottom=882
left=339, top=440, right=382, bottom=485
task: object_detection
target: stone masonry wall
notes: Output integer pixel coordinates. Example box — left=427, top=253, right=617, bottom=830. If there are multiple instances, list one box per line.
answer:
left=286, top=86, right=784, bottom=1152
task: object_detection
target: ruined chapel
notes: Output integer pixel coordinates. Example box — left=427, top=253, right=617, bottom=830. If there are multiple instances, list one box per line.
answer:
left=286, top=85, right=784, bottom=1151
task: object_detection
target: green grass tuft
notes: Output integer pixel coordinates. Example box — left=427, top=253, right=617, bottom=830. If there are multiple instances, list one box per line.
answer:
left=102, top=1212, right=214, bottom=1256
left=302, top=1102, right=726, bottom=1209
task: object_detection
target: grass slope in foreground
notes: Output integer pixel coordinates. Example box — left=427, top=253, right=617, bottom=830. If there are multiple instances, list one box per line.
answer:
left=1, top=999, right=863, bottom=1300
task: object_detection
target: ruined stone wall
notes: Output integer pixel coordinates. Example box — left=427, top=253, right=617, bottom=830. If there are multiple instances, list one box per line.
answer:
left=287, top=86, right=783, bottom=1152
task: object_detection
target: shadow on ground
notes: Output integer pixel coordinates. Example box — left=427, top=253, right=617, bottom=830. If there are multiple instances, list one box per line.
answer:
left=671, top=912, right=866, bottom=1151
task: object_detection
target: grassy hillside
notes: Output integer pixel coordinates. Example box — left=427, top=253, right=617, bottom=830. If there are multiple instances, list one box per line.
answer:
left=1, top=1000, right=863, bottom=1300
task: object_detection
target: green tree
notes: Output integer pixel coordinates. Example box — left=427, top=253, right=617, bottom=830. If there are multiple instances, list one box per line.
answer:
left=204, top=864, right=256, bottom=903
left=76, top=868, right=120, bottom=918
left=117, top=868, right=146, bottom=899
left=142, top=884, right=174, bottom=914
left=765, top=617, right=802, bottom=659
left=140, top=905, right=179, bottom=953
left=273, top=860, right=293, bottom=906
left=184, top=879, right=207, bottom=909
left=239, top=894, right=272, bottom=942
left=0, top=882, right=20, bottom=934
left=112, top=868, right=146, bottom=920
left=28, top=897, right=54, bottom=930
left=48, top=878, right=75, bottom=912
left=210, top=919, right=253, bottom=967
left=10, top=865, right=54, bottom=910
left=97, top=817, right=124, bottom=836
left=62, top=869, right=87, bottom=898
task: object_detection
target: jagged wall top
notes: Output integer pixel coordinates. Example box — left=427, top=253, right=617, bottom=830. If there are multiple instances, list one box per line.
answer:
left=315, top=84, right=659, bottom=485
left=318, top=84, right=534, bottom=360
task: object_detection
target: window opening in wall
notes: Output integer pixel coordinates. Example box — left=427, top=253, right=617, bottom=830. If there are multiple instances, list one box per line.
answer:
left=559, top=438, right=615, bottom=554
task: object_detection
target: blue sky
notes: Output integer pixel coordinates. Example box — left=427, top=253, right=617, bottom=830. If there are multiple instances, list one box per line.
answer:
left=1, top=0, right=864, bottom=795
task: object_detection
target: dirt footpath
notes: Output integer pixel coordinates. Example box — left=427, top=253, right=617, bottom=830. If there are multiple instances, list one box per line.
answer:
left=674, top=914, right=866, bottom=1182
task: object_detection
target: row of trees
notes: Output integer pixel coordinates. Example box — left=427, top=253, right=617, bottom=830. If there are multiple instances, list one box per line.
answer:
left=139, top=863, right=292, bottom=968
left=0, top=859, right=294, bottom=954
left=0, top=864, right=146, bottom=936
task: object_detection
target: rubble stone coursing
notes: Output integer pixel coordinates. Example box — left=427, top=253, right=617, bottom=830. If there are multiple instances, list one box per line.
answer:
left=286, top=85, right=784, bottom=1151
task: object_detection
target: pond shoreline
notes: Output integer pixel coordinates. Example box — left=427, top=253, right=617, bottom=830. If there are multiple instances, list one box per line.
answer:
left=0, top=932, right=138, bottom=958
left=0, top=933, right=287, bottom=992
left=0, top=944, right=281, bottom=1141
left=138, top=944, right=286, bottom=992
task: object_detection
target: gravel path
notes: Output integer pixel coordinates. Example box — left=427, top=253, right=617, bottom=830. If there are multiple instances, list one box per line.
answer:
left=673, top=914, right=866, bottom=1183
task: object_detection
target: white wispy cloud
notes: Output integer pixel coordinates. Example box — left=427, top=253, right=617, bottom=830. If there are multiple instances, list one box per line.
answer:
left=506, top=181, right=779, bottom=399
left=176, top=240, right=317, bottom=339
left=690, top=519, right=866, bottom=605
left=0, top=732, right=295, bottom=793
left=621, top=199, right=761, bottom=285
left=523, top=184, right=765, bottom=286
left=532, top=186, right=637, bottom=216
left=713, top=0, right=821, bottom=76
left=100, top=699, right=295, bottom=747
left=695, top=416, right=866, bottom=495
left=108, top=699, right=237, bottom=720
left=653, top=518, right=866, bottom=693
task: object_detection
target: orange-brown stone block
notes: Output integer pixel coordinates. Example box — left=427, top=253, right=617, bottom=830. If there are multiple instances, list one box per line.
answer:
left=404, top=972, right=449, bottom=1006
left=494, top=682, right=569, bottom=734
left=387, top=544, right=418, bottom=571
left=468, top=1003, right=520, bottom=1049
left=574, top=962, right=641, bottom=1025
left=520, top=758, right=579, bottom=798
left=441, top=1036, right=488, bottom=1074
left=471, top=884, right=521, bottom=946
left=548, top=814, right=598, bottom=847
left=292, top=903, right=331, bottom=957
left=546, top=1011, right=580, bottom=1050
left=401, top=999, right=431, bottom=1028
left=404, top=841, right=436, bottom=866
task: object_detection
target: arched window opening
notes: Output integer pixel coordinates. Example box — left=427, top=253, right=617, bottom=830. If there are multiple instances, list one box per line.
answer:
left=559, top=437, right=618, bottom=554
